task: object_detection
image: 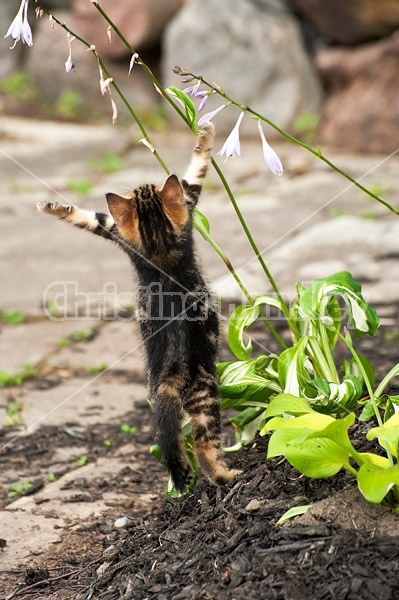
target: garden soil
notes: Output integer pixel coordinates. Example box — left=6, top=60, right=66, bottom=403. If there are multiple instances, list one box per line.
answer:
left=1, top=322, right=399, bottom=600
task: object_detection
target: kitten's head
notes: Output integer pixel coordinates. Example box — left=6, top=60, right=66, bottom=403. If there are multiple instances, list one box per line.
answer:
left=106, top=174, right=189, bottom=260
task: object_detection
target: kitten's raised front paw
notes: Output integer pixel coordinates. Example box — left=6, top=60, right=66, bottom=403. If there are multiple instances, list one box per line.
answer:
left=36, top=201, right=74, bottom=218
left=196, top=122, right=215, bottom=153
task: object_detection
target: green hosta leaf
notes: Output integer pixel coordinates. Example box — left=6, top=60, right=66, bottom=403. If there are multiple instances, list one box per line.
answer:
left=228, top=296, right=287, bottom=360
left=228, top=305, right=260, bottom=360
left=319, top=375, right=363, bottom=409
left=165, top=86, right=198, bottom=133
left=297, top=271, right=379, bottom=338
left=263, top=412, right=334, bottom=436
left=276, top=504, right=313, bottom=525
left=278, top=337, right=313, bottom=397
left=359, top=400, right=377, bottom=422
left=219, top=355, right=280, bottom=409
left=267, top=427, right=313, bottom=458
left=341, top=354, right=375, bottom=388
left=225, top=407, right=265, bottom=452
left=264, top=394, right=314, bottom=418
left=357, top=452, right=391, bottom=468
left=306, top=412, right=356, bottom=454
left=367, top=412, right=399, bottom=458
left=358, top=463, right=399, bottom=504
left=285, top=437, right=352, bottom=478
left=193, top=209, right=210, bottom=238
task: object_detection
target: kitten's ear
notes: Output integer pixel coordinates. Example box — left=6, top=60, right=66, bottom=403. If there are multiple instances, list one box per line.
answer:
left=105, top=193, right=132, bottom=222
left=158, top=174, right=184, bottom=205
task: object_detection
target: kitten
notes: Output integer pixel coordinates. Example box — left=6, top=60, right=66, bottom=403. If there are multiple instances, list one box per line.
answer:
left=37, top=123, right=240, bottom=492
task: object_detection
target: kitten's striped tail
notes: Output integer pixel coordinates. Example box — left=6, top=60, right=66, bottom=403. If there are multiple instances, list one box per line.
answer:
left=153, top=386, right=192, bottom=492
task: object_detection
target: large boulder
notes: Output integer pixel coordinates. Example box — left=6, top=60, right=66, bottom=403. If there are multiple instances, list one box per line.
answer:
left=72, top=0, right=182, bottom=60
left=317, top=34, right=399, bottom=154
left=162, top=0, right=323, bottom=135
left=286, top=0, right=399, bottom=45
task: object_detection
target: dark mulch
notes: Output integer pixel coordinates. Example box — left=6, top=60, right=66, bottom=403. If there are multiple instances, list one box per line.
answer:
left=76, top=436, right=399, bottom=600
left=1, top=305, right=399, bottom=599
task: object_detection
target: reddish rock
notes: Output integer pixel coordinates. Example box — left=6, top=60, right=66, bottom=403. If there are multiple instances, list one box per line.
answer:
left=72, top=0, right=182, bottom=60
left=286, top=0, right=399, bottom=45
left=316, top=34, right=399, bottom=153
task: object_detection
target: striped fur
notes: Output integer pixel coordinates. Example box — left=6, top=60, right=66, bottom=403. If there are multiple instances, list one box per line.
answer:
left=37, top=123, right=240, bottom=492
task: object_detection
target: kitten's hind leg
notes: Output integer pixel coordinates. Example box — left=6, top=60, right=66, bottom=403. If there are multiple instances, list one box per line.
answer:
left=184, top=370, right=241, bottom=486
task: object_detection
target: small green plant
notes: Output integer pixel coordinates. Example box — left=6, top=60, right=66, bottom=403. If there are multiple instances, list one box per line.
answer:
left=3, top=402, right=23, bottom=426
left=104, top=438, right=113, bottom=447
left=360, top=210, right=377, bottom=220
left=59, top=336, right=69, bottom=347
left=86, top=363, right=108, bottom=374
left=72, top=328, right=95, bottom=342
left=48, top=473, right=57, bottom=482
left=56, top=88, right=83, bottom=119
left=293, top=112, right=319, bottom=143
left=88, top=152, right=124, bottom=174
left=0, top=309, right=24, bottom=326
left=0, top=71, right=36, bottom=101
left=74, top=455, right=89, bottom=468
left=0, top=364, right=36, bottom=388
left=68, top=178, right=93, bottom=197
left=8, top=481, right=32, bottom=498
left=120, top=423, right=137, bottom=435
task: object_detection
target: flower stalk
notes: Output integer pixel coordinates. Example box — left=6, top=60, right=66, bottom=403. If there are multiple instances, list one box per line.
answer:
left=182, top=70, right=399, bottom=216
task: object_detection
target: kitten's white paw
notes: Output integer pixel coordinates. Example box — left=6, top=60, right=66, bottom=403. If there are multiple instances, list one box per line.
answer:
left=196, top=122, right=215, bottom=153
left=36, top=201, right=74, bottom=217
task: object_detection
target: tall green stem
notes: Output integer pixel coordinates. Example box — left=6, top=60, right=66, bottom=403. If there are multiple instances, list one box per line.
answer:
left=338, top=331, right=394, bottom=466
left=212, top=160, right=290, bottom=316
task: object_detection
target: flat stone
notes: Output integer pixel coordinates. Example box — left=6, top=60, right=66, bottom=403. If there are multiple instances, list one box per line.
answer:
left=0, top=319, right=97, bottom=374
left=0, top=376, right=147, bottom=432
left=46, top=320, right=145, bottom=374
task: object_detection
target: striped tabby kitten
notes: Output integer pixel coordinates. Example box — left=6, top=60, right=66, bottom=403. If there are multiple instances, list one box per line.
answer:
left=37, top=123, right=240, bottom=492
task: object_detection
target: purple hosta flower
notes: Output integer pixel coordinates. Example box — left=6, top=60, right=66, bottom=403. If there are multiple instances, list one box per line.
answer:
left=198, top=104, right=227, bottom=127
left=257, top=121, right=283, bottom=176
left=196, top=91, right=210, bottom=112
left=5, top=0, right=33, bottom=48
left=184, top=80, right=201, bottom=97
left=184, top=81, right=212, bottom=112
left=217, top=112, right=244, bottom=160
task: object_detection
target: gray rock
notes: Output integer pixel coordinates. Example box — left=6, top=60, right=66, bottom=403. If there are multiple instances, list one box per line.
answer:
left=114, top=516, right=132, bottom=529
left=162, top=0, right=323, bottom=135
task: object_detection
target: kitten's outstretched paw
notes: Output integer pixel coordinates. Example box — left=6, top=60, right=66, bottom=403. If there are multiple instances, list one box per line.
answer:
left=196, top=122, right=215, bottom=153
left=36, top=201, right=74, bottom=218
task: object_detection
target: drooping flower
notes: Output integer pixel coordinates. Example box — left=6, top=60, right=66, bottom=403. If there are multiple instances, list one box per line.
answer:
left=217, top=112, right=244, bottom=160
left=65, top=33, right=76, bottom=74
left=128, top=52, right=139, bottom=76
left=65, top=50, right=74, bottom=73
left=198, top=104, right=227, bottom=127
left=5, top=0, right=33, bottom=48
left=257, top=120, right=283, bottom=176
